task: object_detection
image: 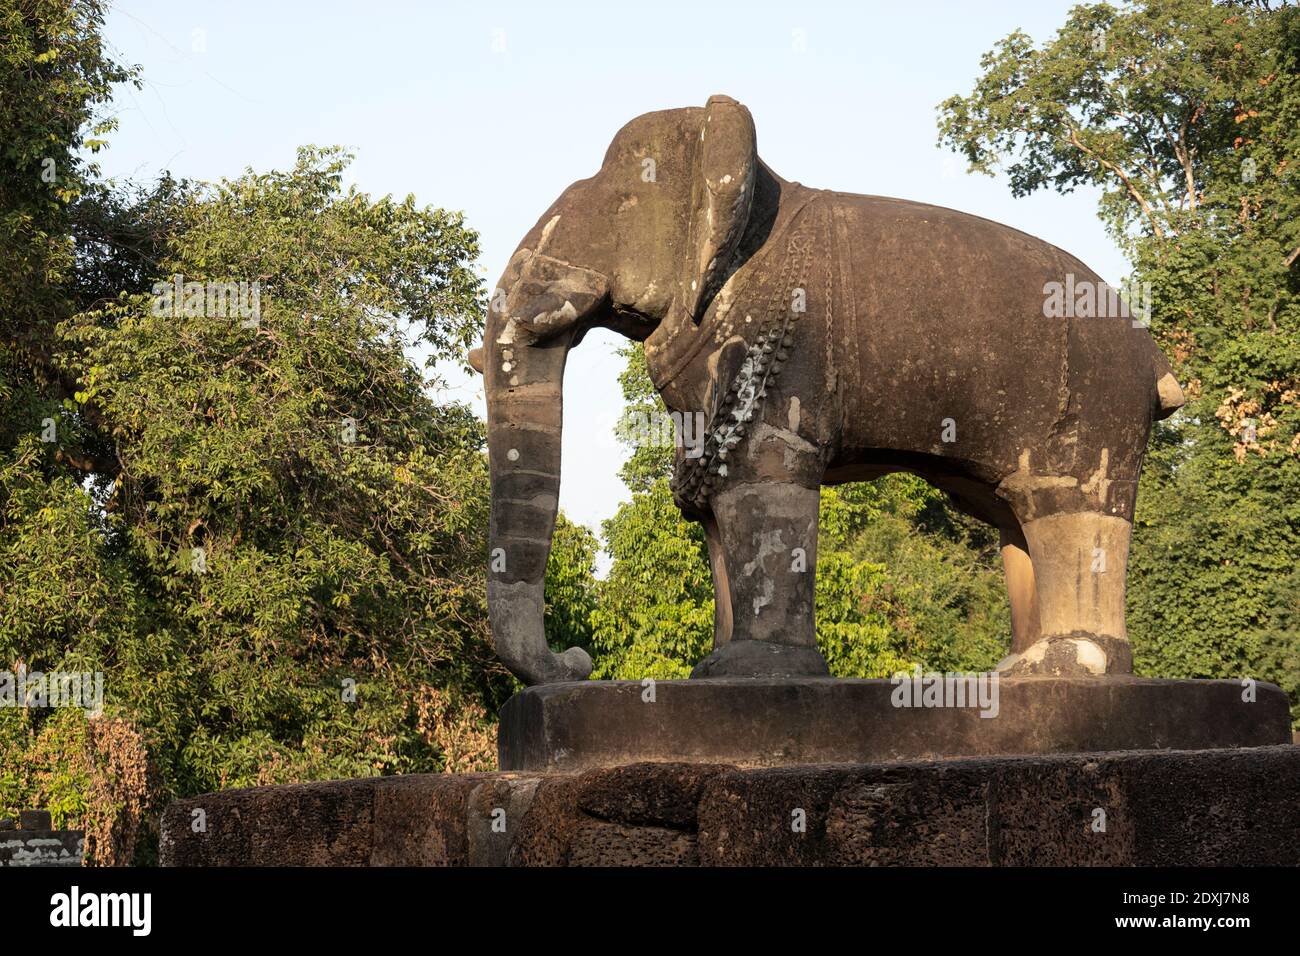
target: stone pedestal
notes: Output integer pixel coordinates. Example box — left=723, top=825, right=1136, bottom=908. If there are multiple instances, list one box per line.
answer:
left=158, top=675, right=1295, bottom=866
left=497, top=677, right=1291, bottom=772
left=160, top=746, right=1300, bottom=866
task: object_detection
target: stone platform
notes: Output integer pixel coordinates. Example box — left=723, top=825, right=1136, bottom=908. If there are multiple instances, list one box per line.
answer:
left=160, top=746, right=1300, bottom=866
left=497, top=677, right=1291, bottom=772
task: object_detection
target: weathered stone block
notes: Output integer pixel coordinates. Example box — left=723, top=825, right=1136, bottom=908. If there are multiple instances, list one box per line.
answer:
left=568, top=821, right=698, bottom=866
left=1119, top=747, right=1300, bottom=865
left=695, top=746, right=1300, bottom=866
left=575, top=762, right=732, bottom=828
left=370, top=773, right=498, bottom=867
left=506, top=775, right=584, bottom=867
left=160, top=747, right=1300, bottom=868
left=161, top=777, right=376, bottom=866
left=988, top=758, right=1132, bottom=865
left=696, top=763, right=993, bottom=866
left=467, top=775, right=540, bottom=867
left=18, top=810, right=52, bottom=830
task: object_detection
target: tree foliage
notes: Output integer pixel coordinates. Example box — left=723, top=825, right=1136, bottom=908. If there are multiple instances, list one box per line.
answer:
left=0, top=0, right=136, bottom=350
left=0, top=1, right=502, bottom=861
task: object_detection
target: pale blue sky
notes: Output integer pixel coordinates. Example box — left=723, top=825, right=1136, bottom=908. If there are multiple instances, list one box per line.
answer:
left=99, top=0, right=1127, bottom=546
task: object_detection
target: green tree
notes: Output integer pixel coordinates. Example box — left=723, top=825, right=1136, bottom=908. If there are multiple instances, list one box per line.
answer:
left=939, top=0, right=1300, bottom=722
left=590, top=477, right=716, bottom=679
left=3, top=4, right=508, bottom=862
left=820, top=481, right=1008, bottom=677
left=0, top=0, right=146, bottom=512
left=63, top=145, right=496, bottom=781
left=0, top=0, right=136, bottom=355
left=585, top=344, right=714, bottom=678
left=2, top=97, right=502, bottom=862
left=544, top=513, right=600, bottom=660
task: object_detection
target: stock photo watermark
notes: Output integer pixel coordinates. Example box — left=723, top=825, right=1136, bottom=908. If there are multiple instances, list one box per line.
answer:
left=890, top=666, right=1000, bottom=718
left=0, top=666, right=103, bottom=716
left=1042, top=274, right=1152, bottom=327
left=151, top=274, right=262, bottom=327
left=618, top=408, right=707, bottom=458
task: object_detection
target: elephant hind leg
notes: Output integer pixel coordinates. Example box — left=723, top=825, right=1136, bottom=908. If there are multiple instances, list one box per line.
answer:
left=998, top=526, right=1040, bottom=656
left=1000, top=509, right=1134, bottom=677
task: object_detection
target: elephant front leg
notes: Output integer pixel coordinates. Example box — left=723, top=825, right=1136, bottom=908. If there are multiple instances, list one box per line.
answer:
left=691, top=480, right=829, bottom=679
left=702, top=515, right=734, bottom=650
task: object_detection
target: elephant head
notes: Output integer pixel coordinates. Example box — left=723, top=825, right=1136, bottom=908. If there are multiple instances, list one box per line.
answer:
left=469, top=95, right=761, bottom=685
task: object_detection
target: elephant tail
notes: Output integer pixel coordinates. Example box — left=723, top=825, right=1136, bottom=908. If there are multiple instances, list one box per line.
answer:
left=1150, top=347, right=1186, bottom=421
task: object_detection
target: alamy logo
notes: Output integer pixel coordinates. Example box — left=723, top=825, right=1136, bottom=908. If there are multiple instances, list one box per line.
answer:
left=1042, top=274, right=1151, bottom=327
left=151, top=273, right=261, bottom=326
left=890, top=666, right=1000, bottom=718
left=49, top=886, right=151, bottom=936
left=0, top=666, right=102, bottom=716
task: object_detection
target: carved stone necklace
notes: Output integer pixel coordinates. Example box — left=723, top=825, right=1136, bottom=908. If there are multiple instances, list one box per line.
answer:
left=671, top=201, right=822, bottom=513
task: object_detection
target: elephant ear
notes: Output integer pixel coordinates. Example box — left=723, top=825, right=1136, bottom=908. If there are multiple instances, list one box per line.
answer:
left=679, top=95, right=758, bottom=323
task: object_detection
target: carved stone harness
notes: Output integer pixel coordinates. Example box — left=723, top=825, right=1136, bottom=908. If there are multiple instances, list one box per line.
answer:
left=670, top=205, right=821, bottom=514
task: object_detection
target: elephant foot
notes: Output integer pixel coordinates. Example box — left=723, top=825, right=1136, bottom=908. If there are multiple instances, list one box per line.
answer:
left=996, top=632, right=1133, bottom=677
left=691, top=640, right=830, bottom=679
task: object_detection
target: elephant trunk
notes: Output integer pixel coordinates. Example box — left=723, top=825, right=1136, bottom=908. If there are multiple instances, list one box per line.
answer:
left=485, top=311, right=592, bottom=685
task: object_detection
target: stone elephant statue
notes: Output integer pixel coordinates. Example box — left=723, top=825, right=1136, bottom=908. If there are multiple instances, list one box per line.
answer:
left=468, top=94, right=1184, bottom=685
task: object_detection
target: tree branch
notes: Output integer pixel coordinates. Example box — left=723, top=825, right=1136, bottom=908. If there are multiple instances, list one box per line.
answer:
left=1065, top=128, right=1166, bottom=238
